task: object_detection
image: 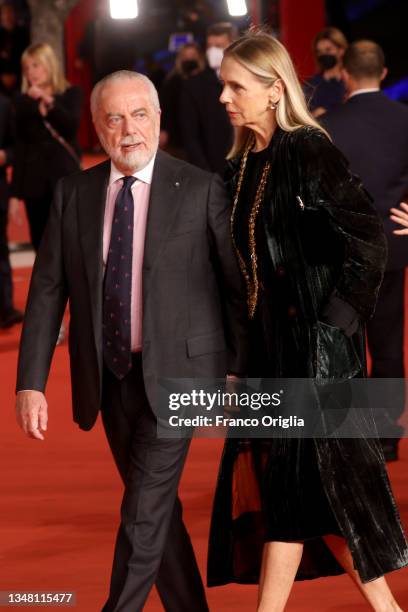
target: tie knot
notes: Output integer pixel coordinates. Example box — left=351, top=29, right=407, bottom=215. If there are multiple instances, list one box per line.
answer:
left=122, top=176, right=137, bottom=189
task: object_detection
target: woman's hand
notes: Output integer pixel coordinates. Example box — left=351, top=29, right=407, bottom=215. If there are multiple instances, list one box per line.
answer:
left=27, top=85, right=44, bottom=100
left=9, top=197, right=24, bottom=225
left=27, top=85, right=54, bottom=115
left=390, top=202, right=408, bottom=235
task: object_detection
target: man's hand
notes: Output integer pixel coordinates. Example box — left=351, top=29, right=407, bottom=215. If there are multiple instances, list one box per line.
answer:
left=16, top=391, right=48, bottom=441
left=390, top=202, right=408, bottom=235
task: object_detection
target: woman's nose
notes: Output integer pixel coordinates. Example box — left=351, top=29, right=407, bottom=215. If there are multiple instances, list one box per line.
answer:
left=219, top=87, right=230, bottom=104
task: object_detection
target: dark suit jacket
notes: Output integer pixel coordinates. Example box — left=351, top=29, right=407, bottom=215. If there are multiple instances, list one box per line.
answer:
left=16, top=151, right=248, bottom=430
left=11, top=86, right=82, bottom=200
left=180, top=67, right=233, bottom=175
left=321, top=91, right=408, bottom=270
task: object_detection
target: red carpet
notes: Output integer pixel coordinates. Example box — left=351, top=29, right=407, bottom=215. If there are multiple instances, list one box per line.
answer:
left=2, top=157, right=408, bottom=610
left=1, top=269, right=407, bottom=611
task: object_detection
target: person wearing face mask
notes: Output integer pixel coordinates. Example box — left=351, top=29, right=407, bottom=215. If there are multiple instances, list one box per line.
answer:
left=160, top=43, right=205, bottom=159
left=304, top=27, right=348, bottom=118
left=180, top=22, right=237, bottom=175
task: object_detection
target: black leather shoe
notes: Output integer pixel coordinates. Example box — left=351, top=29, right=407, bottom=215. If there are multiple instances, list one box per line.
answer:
left=0, top=308, right=24, bottom=329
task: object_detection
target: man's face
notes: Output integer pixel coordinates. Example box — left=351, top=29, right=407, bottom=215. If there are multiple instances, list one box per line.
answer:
left=206, top=34, right=231, bottom=52
left=0, top=6, right=15, bottom=30
left=93, top=79, right=160, bottom=174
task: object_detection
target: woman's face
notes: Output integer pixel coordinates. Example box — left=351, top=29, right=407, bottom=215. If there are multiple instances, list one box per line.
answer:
left=315, top=39, right=344, bottom=65
left=219, top=56, right=279, bottom=129
left=23, top=56, right=50, bottom=88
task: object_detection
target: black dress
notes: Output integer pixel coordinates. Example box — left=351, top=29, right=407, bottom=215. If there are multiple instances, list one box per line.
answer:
left=207, top=126, right=408, bottom=586
left=235, top=143, right=342, bottom=543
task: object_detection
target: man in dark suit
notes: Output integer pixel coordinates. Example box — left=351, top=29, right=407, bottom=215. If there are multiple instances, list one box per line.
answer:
left=15, top=70, right=247, bottom=611
left=180, top=22, right=236, bottom=175
left=0, top=92, right=22, bottom=328
left=322, top=40, right=408, bottom=461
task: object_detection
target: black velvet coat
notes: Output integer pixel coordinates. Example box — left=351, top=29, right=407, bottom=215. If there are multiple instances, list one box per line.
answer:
left=207, top=126, right=408, bottom=586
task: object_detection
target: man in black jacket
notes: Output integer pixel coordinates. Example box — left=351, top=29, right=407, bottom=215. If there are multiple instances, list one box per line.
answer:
left=0, top=92, right=22, bottom=328
left=322, top=40, right=408, bottom=461
left=180, top=22, right=236, bottom=175
left=15, top=71, right=247, bottom=611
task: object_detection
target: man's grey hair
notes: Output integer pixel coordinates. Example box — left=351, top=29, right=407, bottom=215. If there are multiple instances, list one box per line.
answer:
left=90, top=70, right=161, bottom=117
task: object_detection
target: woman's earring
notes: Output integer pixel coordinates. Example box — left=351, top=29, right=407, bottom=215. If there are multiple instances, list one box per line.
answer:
left=269, top=101, right=277, bottom=110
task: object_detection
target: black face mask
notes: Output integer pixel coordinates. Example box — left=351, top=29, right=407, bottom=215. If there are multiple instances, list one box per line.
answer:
left=317, top=54, right=338, bottom=71
left=181, top=60, right=199, bottom=75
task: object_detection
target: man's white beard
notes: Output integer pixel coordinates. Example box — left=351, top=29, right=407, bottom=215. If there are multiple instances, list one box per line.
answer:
left=111, top=148, right=154, bottom=171
left=99, top=134, right=158, bottom=172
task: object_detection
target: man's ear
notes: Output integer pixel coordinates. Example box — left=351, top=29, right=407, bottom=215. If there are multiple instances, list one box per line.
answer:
left=380, top=67, right=388, bottom=82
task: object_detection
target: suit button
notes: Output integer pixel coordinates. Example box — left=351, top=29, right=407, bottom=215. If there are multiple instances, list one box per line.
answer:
left=276, top=266, right=285, bottom=277
left=288, top=305, right=297, bottom=318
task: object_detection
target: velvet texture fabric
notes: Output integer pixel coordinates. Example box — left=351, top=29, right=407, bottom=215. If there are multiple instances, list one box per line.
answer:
left=207, top=127, right=408, bottom=586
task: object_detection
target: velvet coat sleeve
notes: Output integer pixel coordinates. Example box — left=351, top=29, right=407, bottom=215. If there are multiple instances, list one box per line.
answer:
left=296, top=128, right=387, bottom=329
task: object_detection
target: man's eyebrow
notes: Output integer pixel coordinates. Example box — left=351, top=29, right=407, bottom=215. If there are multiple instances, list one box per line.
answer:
left=106, top=107, right=148, bottom=117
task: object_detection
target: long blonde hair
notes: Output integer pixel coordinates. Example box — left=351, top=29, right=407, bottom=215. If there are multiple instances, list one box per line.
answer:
left=224, top=31, right=329, bottom=158
left=21, top=43, right=68, bottom=94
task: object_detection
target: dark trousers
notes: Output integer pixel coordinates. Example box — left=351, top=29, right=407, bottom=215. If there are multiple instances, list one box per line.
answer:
left=0, top=181, right=13, bottom=315
left=367, top=268, right=406, bottom=437
left=25, top=195, right=53, bottom=251
left=100, top=354, right=208, bottom=612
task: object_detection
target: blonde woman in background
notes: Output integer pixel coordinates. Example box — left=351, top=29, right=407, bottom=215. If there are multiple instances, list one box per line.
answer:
left=304, top=26, right=348, bottom=117
left=9, top=42, right=82, bottom=251
left=207, top=31, right=407, bottom=611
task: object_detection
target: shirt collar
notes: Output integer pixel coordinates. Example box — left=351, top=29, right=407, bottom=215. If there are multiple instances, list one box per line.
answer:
left=348, top=87, right=380, bottom=99
left=108, top=152, right=156, bottom=187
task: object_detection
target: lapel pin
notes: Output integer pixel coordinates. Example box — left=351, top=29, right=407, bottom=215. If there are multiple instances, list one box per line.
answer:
left=174, top=181, right=180, bottom=188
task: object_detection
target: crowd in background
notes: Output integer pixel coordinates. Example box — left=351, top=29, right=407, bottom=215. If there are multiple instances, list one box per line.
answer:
left=0, top=2, right=407, bottom=461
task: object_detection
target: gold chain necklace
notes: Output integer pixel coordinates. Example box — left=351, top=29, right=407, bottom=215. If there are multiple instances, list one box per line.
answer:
left=231, top=137, right=271, bottom=319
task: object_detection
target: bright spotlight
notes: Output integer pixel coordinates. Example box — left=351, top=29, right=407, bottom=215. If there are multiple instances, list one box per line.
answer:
left=110, top=0, right=139, bottom=19
left=226, top=0, right=248, bottom=17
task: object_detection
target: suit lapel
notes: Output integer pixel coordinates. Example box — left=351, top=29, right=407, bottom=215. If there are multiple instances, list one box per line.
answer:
left=77, top=159, right=110, bottom=341
left=77, top=152, right=186, bottom=337
left=143, top=150, right=186, bottom=278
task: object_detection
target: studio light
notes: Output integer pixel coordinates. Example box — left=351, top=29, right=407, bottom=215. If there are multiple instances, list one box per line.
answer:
left=226, top=0, right=248, bottom=17
left=109, top=0, right=139, bottom=19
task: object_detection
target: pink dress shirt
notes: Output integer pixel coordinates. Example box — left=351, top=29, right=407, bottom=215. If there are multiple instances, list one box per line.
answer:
left=103, top=156, right=155, bottom=352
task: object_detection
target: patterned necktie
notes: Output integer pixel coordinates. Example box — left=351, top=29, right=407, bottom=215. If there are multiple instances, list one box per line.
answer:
left=103, top=175, right=136, bottom=379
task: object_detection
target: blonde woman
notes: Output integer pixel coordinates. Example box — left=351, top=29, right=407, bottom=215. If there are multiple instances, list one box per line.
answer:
left=9, top=42, right=82, bottom=251
left=207, top=31, right=407, bottom=611
left=305, top=26, right=348, bottom=117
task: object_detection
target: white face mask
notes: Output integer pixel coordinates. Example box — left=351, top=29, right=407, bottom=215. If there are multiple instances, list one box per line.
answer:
left=206, top=46, right=224, bottom=72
